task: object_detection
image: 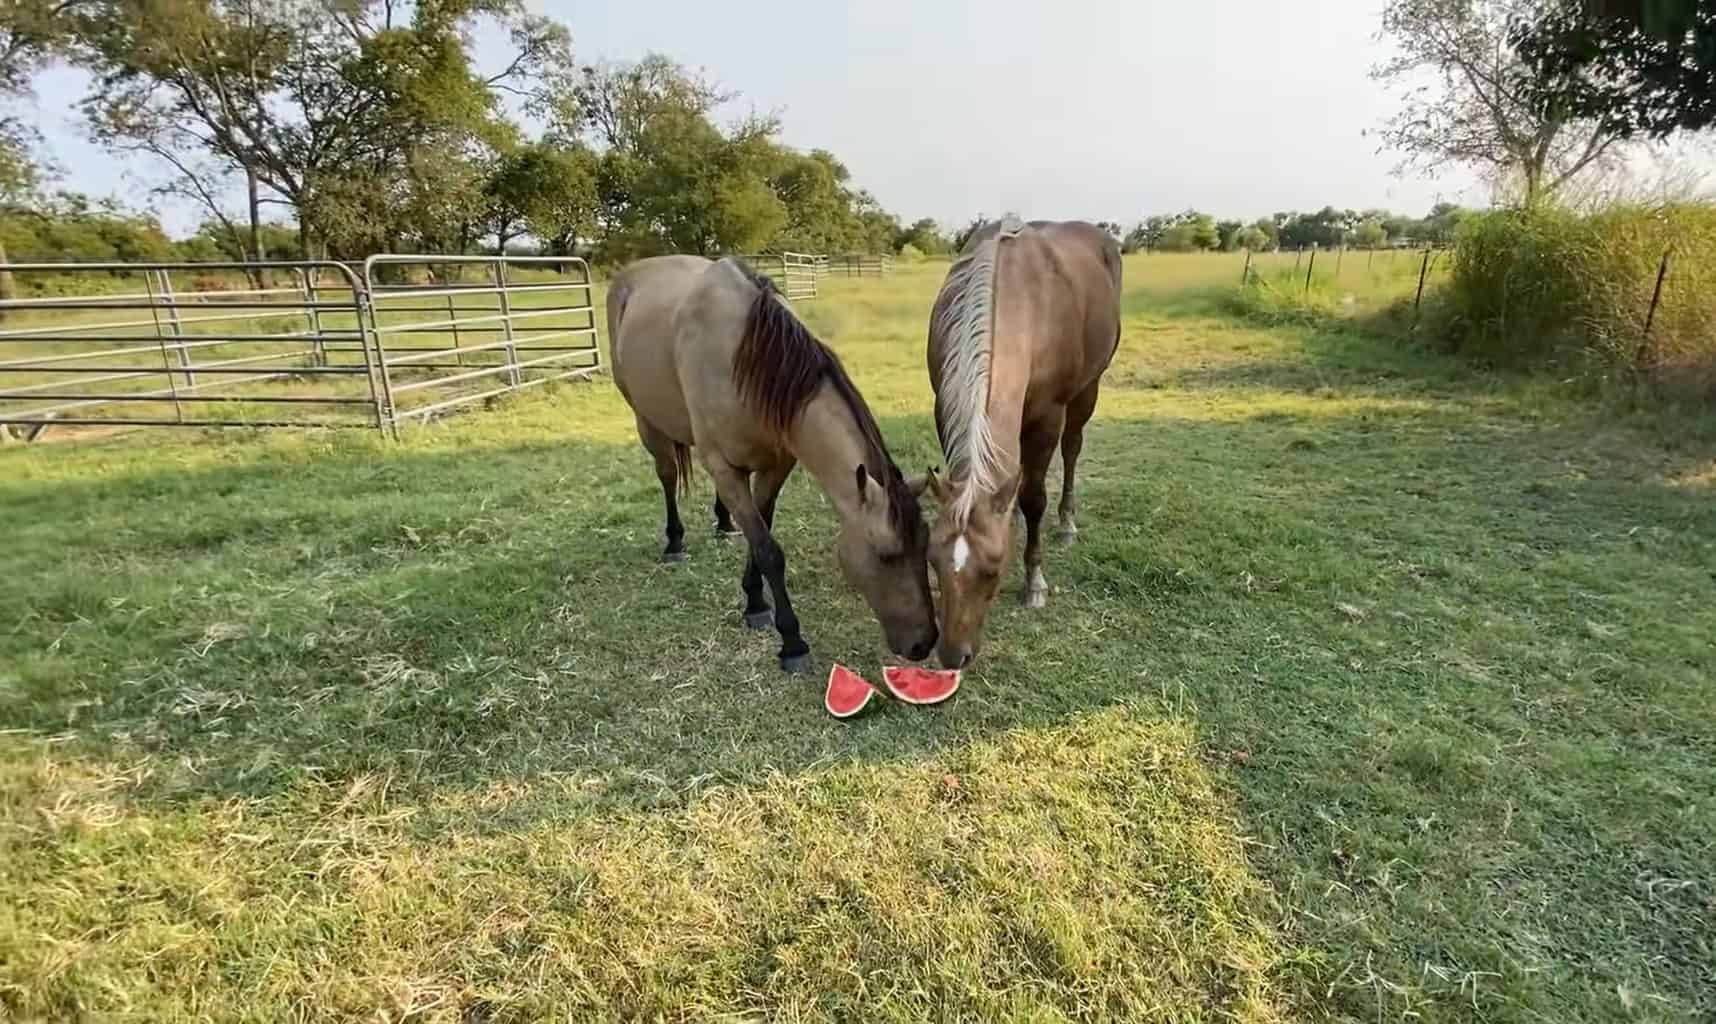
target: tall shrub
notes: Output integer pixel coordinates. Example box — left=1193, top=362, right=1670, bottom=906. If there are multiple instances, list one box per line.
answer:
left=1439, top=204, right=1716, bottom=393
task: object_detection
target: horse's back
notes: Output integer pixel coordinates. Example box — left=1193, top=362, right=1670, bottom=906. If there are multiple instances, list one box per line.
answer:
left=1000, top=221, right=1121, bottom=403
left=609, top=255, right=714, bottom=444
left=672, top=258, right=791, bottom=470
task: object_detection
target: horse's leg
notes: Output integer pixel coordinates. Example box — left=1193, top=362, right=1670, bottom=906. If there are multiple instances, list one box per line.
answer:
left=713, top=496, right=739, bottom=537
left=1058, top=377, right=1101, bottom=541
left=738, top=461, right=796, bottom=629
left=707, top=457, right=811, bottom=673
left=637, top=418, right=688, bottom=563
left=1019, top=410, right=1065, bottom=609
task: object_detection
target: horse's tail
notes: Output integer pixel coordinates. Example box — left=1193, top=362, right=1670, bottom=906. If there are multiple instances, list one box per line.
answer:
left=671, top=441, right=695, bottom=491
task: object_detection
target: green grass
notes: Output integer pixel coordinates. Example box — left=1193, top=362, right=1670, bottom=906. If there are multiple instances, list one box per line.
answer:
left=2, top=254, right=1713, bottom=1021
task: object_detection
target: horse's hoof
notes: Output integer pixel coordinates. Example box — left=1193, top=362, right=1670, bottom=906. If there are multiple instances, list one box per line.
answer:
left=1023, top=588, right=1048, bottom=609
left=743, top=609, right=774, bottom=630
left=779, top=651, right=813, bottom=674
left=714, top=527, right=741, bottom=540
left=661, top=550, right=688, bottom=564
left=1057, top=525, right=1078, bottom=543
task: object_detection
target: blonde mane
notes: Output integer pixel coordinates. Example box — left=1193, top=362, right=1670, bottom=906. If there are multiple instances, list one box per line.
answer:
left=931, top=215, right=1024, bottom=523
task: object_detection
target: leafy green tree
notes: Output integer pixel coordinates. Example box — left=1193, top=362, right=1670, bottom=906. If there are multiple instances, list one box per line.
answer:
left=895, top=217, right=949, bottom=256
left=1420, top=201, right=1470, bottom=245
left=1235, top=225, right=1270, bottom=252
left=71, top=0, right=567, bottom=256
left=1216, top=219, right=1244, bottom=251
left=1123, top=215, right=1173, bottom=254
left=1353, top=219, right=1389, bottom=248
left=1250, top=217, right=1280, bottom=250
left=1171, top=210, right=1220, bottom=251
left=1511, top=0, right=1714, bottom=141
left=1374, top=0, right=1626, bottom=204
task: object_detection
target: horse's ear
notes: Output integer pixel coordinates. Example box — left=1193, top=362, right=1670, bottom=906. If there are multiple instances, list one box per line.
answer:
left=908, top=466, right=948, bottom=502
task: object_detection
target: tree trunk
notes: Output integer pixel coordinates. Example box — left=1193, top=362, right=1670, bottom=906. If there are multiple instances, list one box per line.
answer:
left=245, top=168, right=265, bottom=290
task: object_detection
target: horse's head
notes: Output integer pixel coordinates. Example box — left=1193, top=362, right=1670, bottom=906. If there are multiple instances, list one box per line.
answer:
left=837, top=463, right=938, bottom=662
left=917, top=468, right=1018, bottom=669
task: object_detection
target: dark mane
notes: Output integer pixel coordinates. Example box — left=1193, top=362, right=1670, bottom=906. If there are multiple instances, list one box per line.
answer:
left=728, top=259, right=924, bottom=539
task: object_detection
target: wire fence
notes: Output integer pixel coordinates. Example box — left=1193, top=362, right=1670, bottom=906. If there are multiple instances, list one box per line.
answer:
left=1237, top=244, right=1455, bottom=317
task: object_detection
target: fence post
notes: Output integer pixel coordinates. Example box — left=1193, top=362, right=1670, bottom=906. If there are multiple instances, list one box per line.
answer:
left=444, top=288, right=465, bottom=366
left=155, top=269, right=195, bottom=387
left=1294, top=246, right=1303, bottom=272
left=1413, top=249, right=1432, bottom=320
left=1241, top=249, right=1252, bottom=286
left=1643, top=248, right=1670, bottom=338
left=299, top=268, right=327, bottom=367
left=1634, top=248, right=1672, bottom=376
left=1303, top=246, right=1317, bottom=296
left=493, top=260, right=523, bottom=388
left=1335, top=245, right=1344, bottom=279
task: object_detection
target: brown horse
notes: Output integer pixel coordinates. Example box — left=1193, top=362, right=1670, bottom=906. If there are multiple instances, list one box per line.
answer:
left=609, top=255, right=938, bottom=673
left=923, top=218, right=1121, bottom=669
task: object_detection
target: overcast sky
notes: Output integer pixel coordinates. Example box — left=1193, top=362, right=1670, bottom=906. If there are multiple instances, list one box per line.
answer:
left=25, top=0, right=1492, bottom=235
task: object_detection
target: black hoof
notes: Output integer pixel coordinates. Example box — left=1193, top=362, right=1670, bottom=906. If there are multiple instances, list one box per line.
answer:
left=779, top=651, right=813, bottom=674
left=743, top=609, right=774, bottom=630
left=661, top=550, right=688, bottom=564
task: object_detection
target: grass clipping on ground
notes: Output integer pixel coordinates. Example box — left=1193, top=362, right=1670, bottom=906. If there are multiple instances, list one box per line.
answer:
left=1, top=709, right=1284, bottom=1022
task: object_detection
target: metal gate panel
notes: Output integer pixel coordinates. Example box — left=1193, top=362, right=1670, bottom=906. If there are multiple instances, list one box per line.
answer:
left=361, top=255, right=599, bottom=431
left=0, top=261, right=379, bottom=431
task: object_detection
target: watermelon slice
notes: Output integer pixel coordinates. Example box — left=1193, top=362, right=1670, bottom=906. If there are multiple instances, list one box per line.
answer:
left=825, top=663, right=878, bottom=719
left=881, top=665, right=961, bottom=706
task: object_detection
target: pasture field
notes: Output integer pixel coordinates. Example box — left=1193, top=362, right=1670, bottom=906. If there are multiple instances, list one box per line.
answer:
left=2, top=253, right=1713, bottom=1021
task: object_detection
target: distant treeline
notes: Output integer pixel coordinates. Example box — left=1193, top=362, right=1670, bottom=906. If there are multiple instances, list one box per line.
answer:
left=1113, top=205, right=1473, bottom=254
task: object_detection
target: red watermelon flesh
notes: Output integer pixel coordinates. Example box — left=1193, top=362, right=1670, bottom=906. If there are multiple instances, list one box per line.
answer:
left=825, top=664, right=878, bottom=719
left=881, top=665, right=961, bottom=706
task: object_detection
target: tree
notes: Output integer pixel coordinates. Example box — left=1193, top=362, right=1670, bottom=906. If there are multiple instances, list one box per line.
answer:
left=895, top=217, right=949, bottom=256
left=1421, top=201, right=1471, bottom=244
left=71, top=0, right=568, bottom=257
left=1353, top=219, right=1389, bottom=248
left=1123, top=214, right=1173, bottom=254
left=1, top=0, right=85, bottom=304
left=1511, top=0, right=1715, bottom=140
left=1171, top=210, right=1220, bottom=251
left=1235, top=225, right=1270, bottom=251
left=1374, top=0, right=1628, bottom=204
left=1278, top=207, right=1356, bottom=249
left=483, top=142, right=596, bottom=256
left=1216, top=219, right=1244, bottom=251
left=1250, top=217, right=1280, bottom=250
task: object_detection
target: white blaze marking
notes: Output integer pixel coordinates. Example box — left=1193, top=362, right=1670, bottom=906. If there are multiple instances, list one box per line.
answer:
left=952, top=535, right=970, bottom=573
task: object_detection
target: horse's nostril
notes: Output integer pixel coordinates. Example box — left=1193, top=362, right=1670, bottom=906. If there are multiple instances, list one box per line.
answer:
left=958, top=652, right=973, bottom=669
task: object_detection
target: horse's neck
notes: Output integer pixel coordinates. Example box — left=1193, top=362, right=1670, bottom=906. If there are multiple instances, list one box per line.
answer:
left=789, top=386, right=874, bottom=521
left=978, top=320, right=1031, bottom=476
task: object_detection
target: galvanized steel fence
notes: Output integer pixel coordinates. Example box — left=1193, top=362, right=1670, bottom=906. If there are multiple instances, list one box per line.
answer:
left=739, top=251, right=824, bottom=302
left=0, top=256, right=599, bottom=441
left=827, top=253, right=893, bottom=277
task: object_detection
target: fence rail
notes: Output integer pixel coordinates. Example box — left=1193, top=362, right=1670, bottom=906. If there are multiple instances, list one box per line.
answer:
left=827, top=253, right=894, bottom=277
left=738, top=251, right=823, bottom=301
left=0, top=255, right=601, bottom=441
